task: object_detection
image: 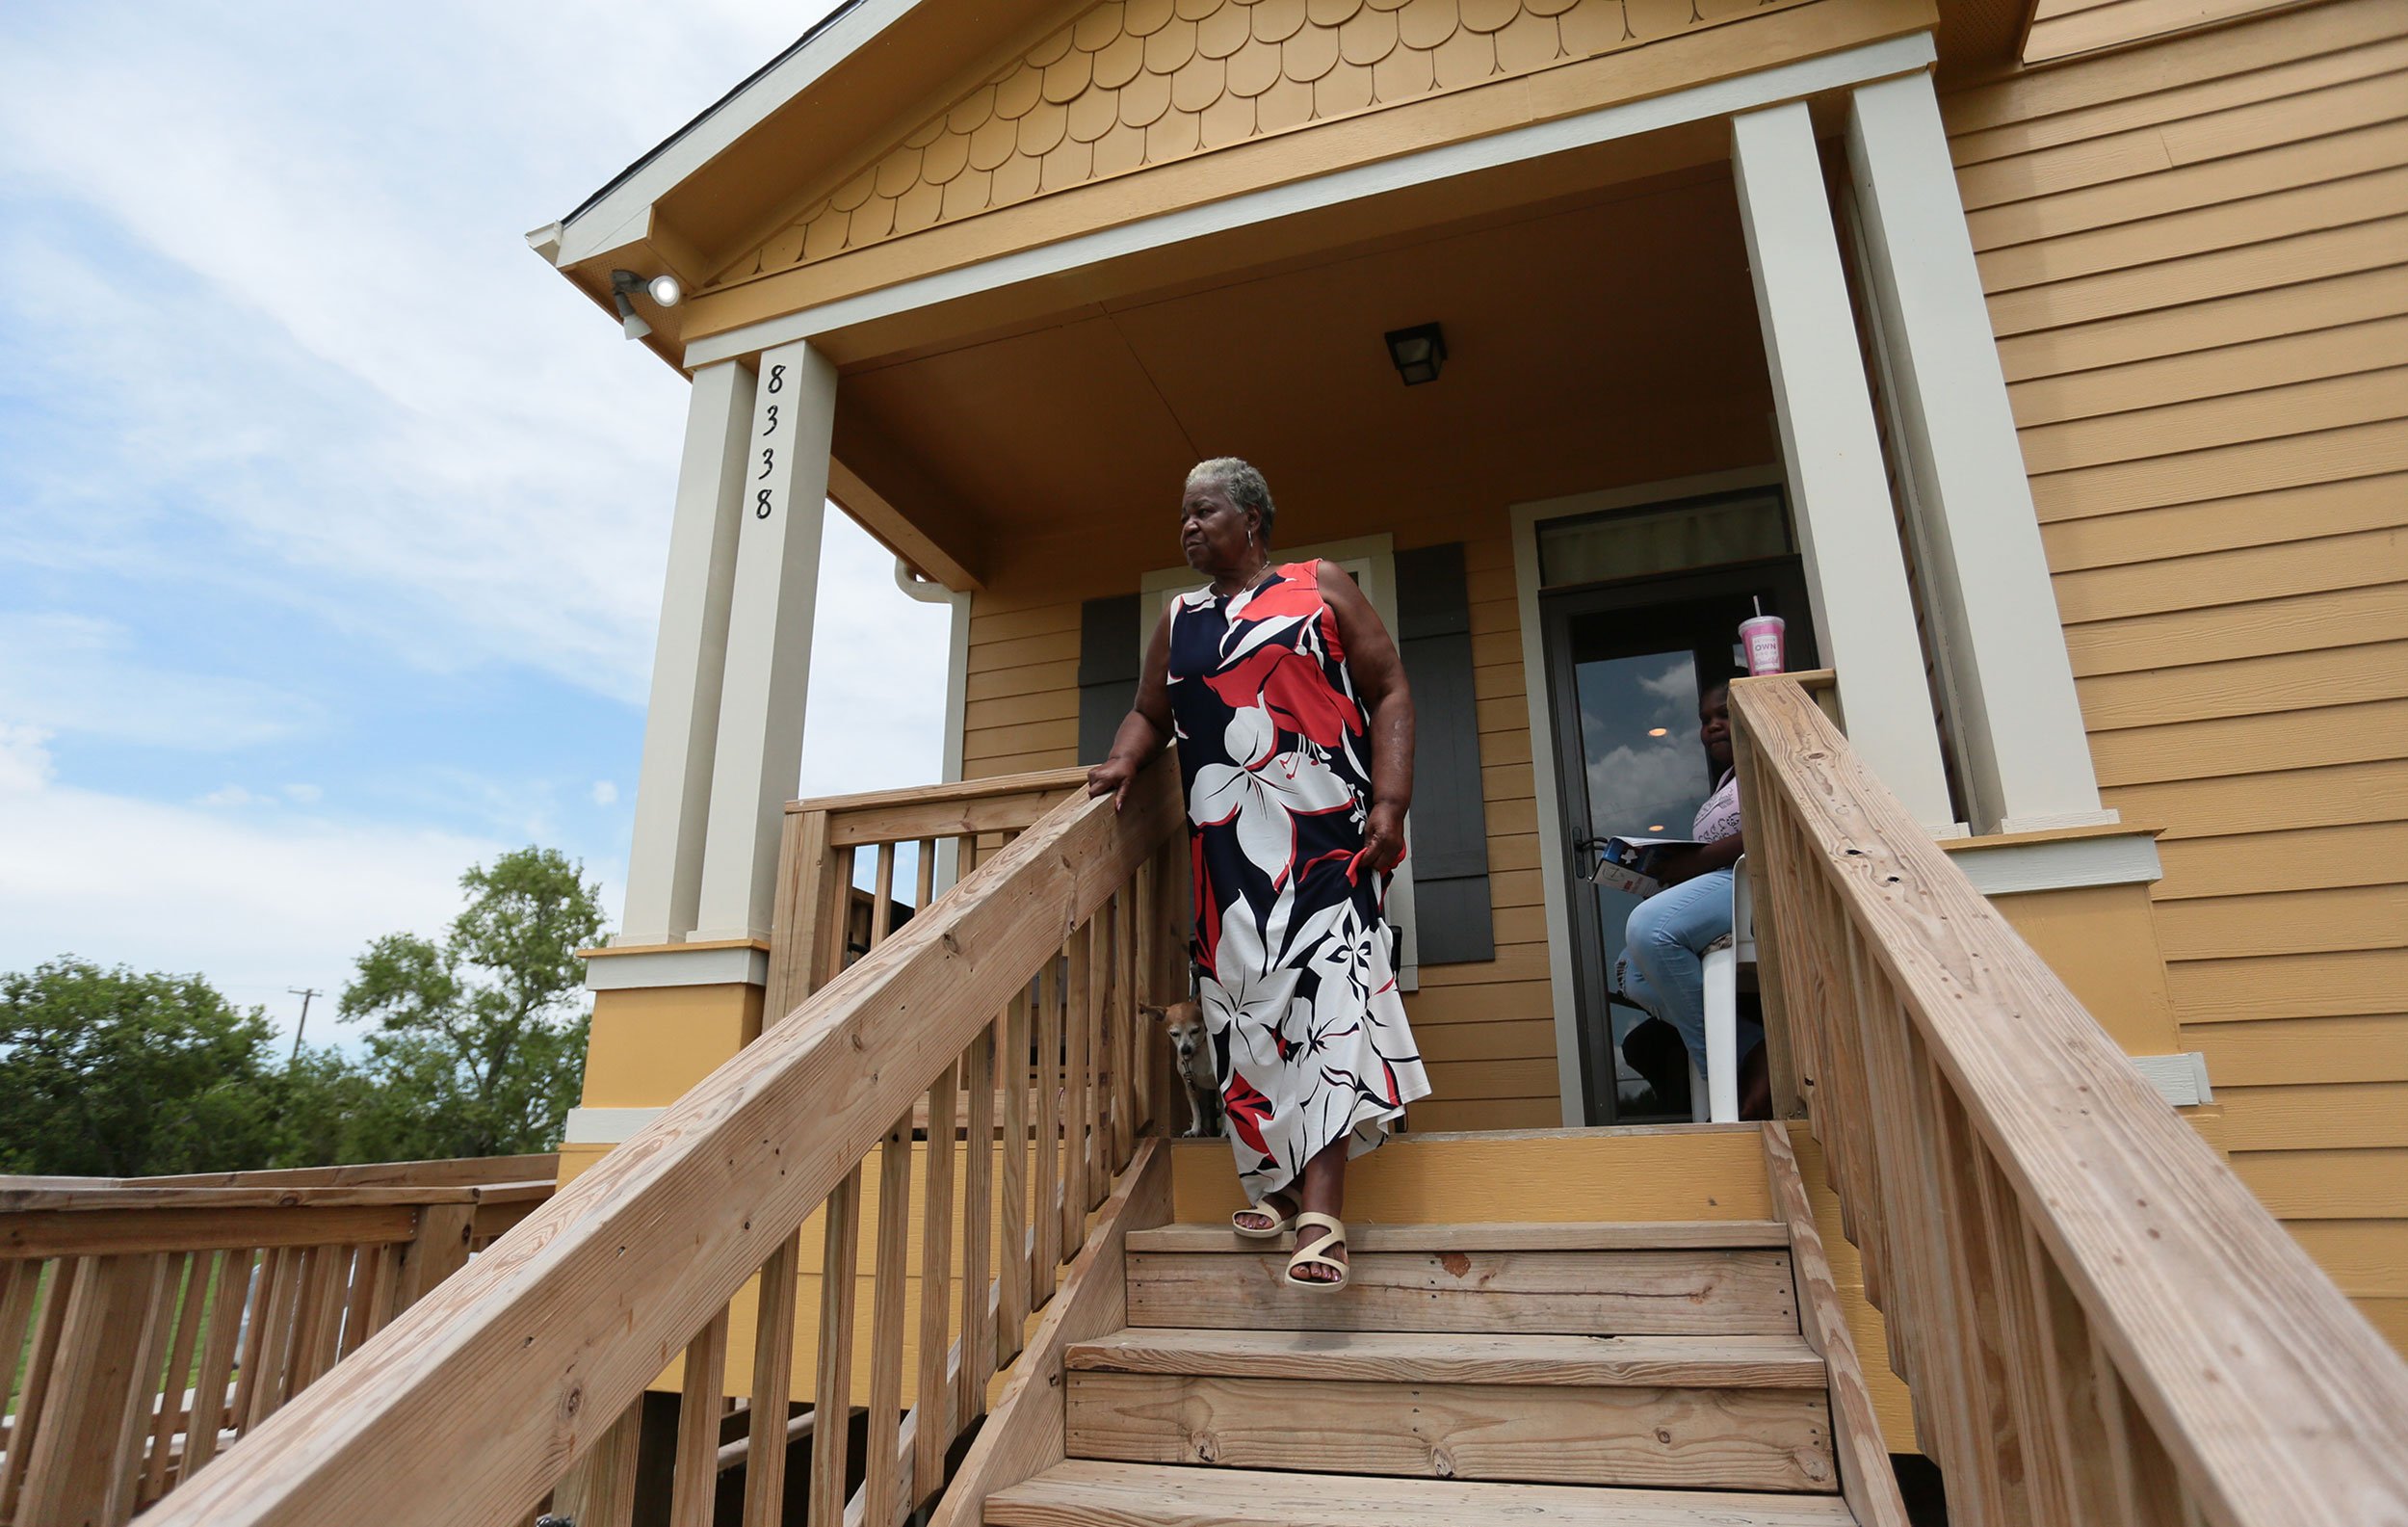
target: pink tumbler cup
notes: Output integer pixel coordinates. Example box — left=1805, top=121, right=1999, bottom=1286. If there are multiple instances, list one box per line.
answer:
left=1740, top=613, right=1787, bottom=676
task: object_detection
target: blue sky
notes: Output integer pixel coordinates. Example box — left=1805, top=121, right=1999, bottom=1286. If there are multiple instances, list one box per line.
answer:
left=0, top=2, right=951, bottom=1043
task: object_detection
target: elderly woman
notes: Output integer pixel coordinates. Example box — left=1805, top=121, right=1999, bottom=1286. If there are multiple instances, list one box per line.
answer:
left=1087, top=458, right=1428, bottom=1292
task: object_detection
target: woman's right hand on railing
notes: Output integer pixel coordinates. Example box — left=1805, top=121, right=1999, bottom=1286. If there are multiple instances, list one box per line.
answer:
left=1086, top=754, right=1139, bottom=810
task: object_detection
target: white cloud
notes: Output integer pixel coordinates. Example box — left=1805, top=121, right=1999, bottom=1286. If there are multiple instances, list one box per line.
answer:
left=796, top=510, right=954, bottom=800
left=0, top=4, right=948, bottom=1031
left=1638, top=659, right=1699, bottom=709
left=0, top=771, right=524, bottom=1047
left=0, top=725, right=56, bottom=792
left=0, top=613, right=315, bottom=751
left=0, top=5, right=830, bottom=703
left=1585, top=740, right=1709, bottom=838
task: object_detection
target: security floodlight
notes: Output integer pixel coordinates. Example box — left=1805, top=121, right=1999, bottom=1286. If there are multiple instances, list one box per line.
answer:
left=610, top=268, right=680, bottom=341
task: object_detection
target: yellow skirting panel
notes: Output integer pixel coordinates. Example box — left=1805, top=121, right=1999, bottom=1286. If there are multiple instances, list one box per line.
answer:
left=1167, top=1124, right=1770, bottom=1223
left=576, top=983, right=763, bottom=1110
left=1972, top=878, right=2186, bottom=1060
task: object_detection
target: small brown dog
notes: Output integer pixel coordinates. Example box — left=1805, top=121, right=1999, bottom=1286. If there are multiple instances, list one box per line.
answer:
left=1142, top=1000, right=1222, bottom=1139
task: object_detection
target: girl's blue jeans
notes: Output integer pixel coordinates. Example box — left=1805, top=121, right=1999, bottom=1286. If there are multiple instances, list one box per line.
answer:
left=1620, top=866, right=1764, bottom=1069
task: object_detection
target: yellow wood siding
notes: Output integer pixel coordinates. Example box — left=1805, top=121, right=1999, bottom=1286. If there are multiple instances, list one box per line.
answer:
left=961, top=529, right=1565, bottom=1131
left=1946, top=0, right=2408, bottom=1349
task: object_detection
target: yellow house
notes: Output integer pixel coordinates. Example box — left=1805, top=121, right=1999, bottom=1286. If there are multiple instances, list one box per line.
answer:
left=134, top=1, right=2407, bottom=1524
left=552, top=0, right=2399, bottom=1328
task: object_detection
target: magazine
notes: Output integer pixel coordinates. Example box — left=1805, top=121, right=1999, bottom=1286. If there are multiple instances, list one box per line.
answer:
left=1587, top=836, right=1700, bottom=898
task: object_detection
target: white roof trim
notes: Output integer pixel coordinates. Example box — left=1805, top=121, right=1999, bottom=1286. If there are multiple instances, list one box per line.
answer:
left=547, top=0, right=922, bottom=270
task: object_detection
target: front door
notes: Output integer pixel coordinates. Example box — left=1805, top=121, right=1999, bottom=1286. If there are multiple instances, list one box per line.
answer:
left=1542, top=562, right=1815, bottom=1125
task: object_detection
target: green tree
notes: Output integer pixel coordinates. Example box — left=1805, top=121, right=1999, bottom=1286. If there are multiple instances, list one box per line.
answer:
left=336, top=846, right=604, bottom=1160
left=261, top=1045, right=382, bottom=1168
left=0, top=959, right=280, bottom=1175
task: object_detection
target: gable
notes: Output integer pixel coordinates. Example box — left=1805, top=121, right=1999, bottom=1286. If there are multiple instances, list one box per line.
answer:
left=705, top=0, right=1827, bottom=295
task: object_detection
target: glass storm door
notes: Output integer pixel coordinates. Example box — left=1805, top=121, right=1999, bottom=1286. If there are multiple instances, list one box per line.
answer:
left=1541, top=561, right=1814, bottom=1125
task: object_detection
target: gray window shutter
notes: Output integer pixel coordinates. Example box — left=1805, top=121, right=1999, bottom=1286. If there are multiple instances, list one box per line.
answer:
left=1395, top=543, right=1494, bottom=964
left=1078, top=593, right=1142, bottom=764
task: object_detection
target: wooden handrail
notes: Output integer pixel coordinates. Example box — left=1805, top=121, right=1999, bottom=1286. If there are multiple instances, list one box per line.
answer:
left=110, top=1154, right=559, bottom=1191
left=1729, top=674, right=2408, bottom=1527
left=147, top=753, right=1185, bottom=1527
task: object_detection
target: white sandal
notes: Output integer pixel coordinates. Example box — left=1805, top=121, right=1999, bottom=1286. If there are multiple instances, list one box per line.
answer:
left=1285, top=1213, right=1349, bottom=1294
left=1231, top=1194, right=1297, bottom=1240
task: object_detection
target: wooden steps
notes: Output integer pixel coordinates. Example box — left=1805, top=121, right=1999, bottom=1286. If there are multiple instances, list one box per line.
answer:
left=985, top=1461, right=1863, bottom=1526
left=1064, top=1328, right=1838, bottom=1491
left=958, top=1134, right=1911, bottom=1527
left=1066, top=1328, right=1827, bottom=1388
left=1126, top=1220, right=1795, bottom=1252
left=1126, top=1230, right=1798, bottom=1337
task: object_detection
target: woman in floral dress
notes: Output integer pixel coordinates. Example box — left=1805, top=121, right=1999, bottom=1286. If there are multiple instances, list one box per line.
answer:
left=1087, top=458, right=1429, bottom=1291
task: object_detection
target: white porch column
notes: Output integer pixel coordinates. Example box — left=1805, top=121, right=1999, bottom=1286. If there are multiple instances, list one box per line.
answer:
left=1731, top=100, right=1959, bottom=833
left=619, top=360, right=756, bottom=946
left=1845, top=72, right=2114, bottom=834
left=693, top=340, right=839, bottom=941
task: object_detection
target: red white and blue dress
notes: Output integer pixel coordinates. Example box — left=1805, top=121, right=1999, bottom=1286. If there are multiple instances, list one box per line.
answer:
left=1166, top=560, right=1431, bottom=1204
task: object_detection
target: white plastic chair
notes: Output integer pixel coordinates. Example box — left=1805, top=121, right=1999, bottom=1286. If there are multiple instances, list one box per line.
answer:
left=1689, top=855, right=1755, bottom=1123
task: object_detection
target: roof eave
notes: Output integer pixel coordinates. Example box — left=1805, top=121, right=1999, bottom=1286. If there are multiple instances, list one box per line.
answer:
left=532, top=0, right=914, bottom=276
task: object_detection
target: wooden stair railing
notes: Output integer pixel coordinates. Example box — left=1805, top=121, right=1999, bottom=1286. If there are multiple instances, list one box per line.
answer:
left=764, top=767, right=1094, bottom=1023
left=144, top=754, right=1187, bottom=1527
left=1729, top=673, right=2408, bottom=1527
left=0, top=1157, right=554, bottom=1524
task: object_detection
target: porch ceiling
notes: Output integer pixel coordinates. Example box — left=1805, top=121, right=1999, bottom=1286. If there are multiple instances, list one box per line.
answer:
left=838, top=162, right=1778, bottom=595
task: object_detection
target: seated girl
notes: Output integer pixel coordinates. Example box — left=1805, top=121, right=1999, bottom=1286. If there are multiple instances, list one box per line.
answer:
left=1619, top=683, right=1771, bottom=1120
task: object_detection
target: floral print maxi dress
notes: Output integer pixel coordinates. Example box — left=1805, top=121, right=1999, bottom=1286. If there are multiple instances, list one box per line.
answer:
left=1165, top=559, right=1431, bottom=1203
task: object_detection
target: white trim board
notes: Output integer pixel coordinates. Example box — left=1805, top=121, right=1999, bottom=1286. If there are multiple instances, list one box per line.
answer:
left=1947, top=831, right=2163, bottom=897
left=2133, top=1053, right=2213, bottom=1109
left=563, top=1107, right=662, bottom=1146
left=585, top=943, right=769, bottom=991
left=684, top=33, right=1938, bottom=367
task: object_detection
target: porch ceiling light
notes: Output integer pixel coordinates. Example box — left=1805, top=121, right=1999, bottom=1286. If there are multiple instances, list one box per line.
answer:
left=609, top=268, right=683, bottom=341
left=1384, top=322, right=1447, bottom=386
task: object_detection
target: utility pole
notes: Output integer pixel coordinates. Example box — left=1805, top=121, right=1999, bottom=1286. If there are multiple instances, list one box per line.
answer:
left=287, top=987, right=322, bottom=1061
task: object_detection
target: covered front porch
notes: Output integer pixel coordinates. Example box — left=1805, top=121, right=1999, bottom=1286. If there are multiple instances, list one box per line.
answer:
left=577, top=31, right=2170, bottom=1147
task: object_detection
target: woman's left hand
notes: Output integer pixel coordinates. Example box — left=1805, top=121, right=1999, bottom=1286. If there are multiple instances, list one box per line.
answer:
left=1358, top=802, right=1407, bottom=877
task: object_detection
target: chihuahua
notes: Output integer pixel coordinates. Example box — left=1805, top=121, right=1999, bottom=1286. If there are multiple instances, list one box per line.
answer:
left=1142, top=1000, right=1222, bottom=1139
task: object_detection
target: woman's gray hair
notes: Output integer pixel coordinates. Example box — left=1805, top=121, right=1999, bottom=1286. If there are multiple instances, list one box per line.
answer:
left=1187, top=457, right=1276, bottom=545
